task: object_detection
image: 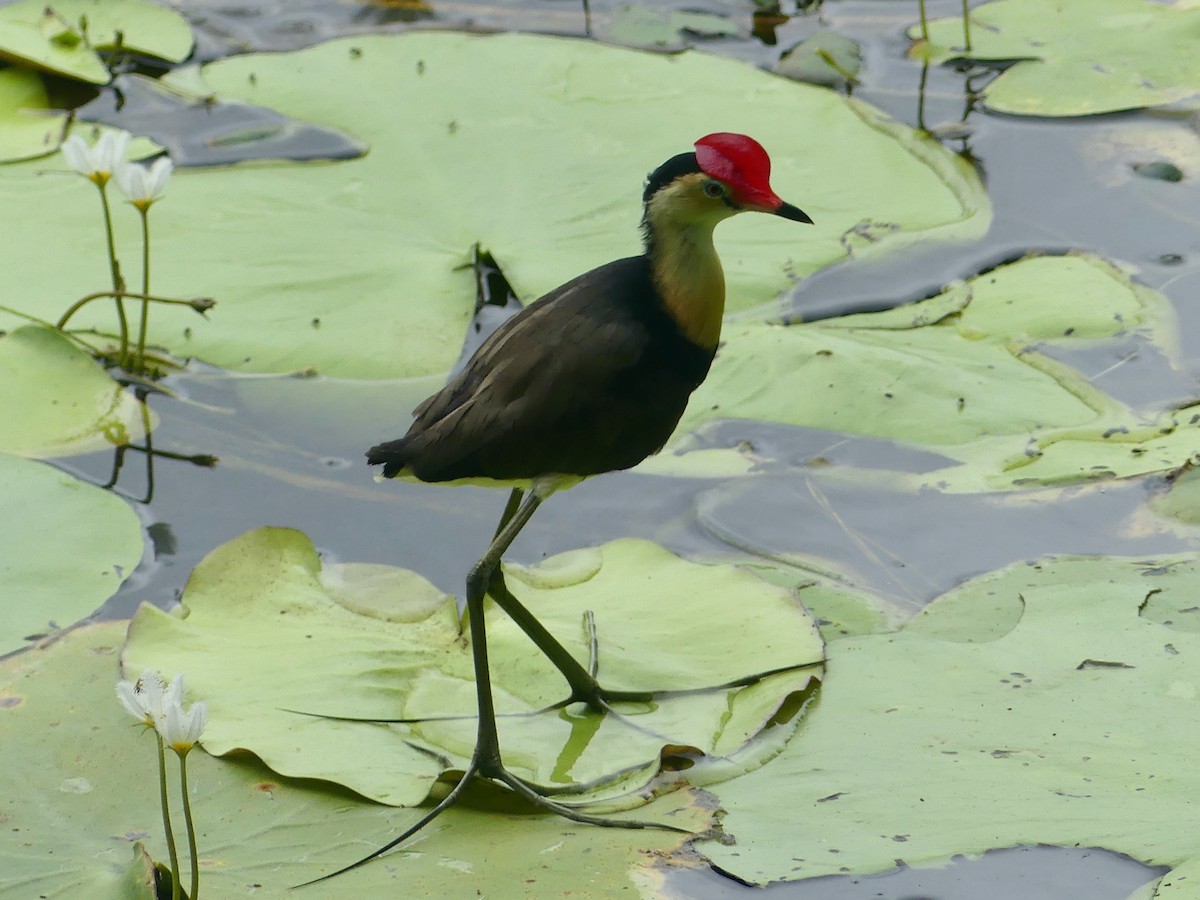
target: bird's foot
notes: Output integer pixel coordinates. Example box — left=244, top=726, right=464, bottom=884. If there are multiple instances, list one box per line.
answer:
left=297, top=746, right=688, bottom=887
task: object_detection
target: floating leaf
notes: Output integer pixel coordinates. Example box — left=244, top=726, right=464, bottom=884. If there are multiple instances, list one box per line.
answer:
left=0, top=66, right=66, bottom=162
left=0, top=452, right=143, bottom=654
left=0, top=621, right=708, bottom=897
left=914, top=0, right=1200, bottom=117
left=604, top=5, right=740, bottom=49
left=1150, top=466, right=1200, bottom=528
left=123, top=527, right=822, bottom=804
left=0, top=0, right=193, bottom=85
left=651, top=253, right=1181, bottom=491
left=0, top=31, right=987, bottom=377
left=0, top=324, right=148, bottom=458
left=0, top=324, right=150, bottom=458
left=776, top=32, right=863, bottom=87
left=701, top=554, right=1200, bottom=885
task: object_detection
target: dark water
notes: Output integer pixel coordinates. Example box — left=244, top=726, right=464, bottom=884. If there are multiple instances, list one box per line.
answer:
left=53, top=0, right=1199, bottom=896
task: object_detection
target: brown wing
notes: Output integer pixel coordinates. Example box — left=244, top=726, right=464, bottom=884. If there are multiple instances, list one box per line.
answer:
left=397, top=258, right=655, bottom=481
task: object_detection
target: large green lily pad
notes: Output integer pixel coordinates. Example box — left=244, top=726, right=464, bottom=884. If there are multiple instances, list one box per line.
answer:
left=0, top=452, right=143, bottom=654
left=700, top=554, right=1200, bottom=886
left=0, top=66, right=66, bottom=163
left=0, top=0, right=193, bottom=85
left=650, top=252, right=1179, bottom=490
left=915, top=0, right=1200, bottom=117
left=122, top=527, right=823, bottom=805
left=0, top=31, right=986, bottom=378
left=1150, top=466, right=1200, bottom=530
left=0, top=324, right=148, bottom=457
left=0, top=620, right=709, bottom=898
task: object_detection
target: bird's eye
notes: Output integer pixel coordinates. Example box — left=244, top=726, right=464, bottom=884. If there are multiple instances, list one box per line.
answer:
left=702, top=180, right=725, bottom=198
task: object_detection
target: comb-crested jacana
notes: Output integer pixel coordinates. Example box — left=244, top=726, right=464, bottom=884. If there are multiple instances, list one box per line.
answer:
left=356, top=133, right=812, bottom=871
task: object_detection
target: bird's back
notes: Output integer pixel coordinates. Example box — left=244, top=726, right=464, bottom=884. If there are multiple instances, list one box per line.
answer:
left=367, top=256, right=715, bottom=483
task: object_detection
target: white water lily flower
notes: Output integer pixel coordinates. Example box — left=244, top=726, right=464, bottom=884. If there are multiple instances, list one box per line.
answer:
left=161, top=697, right=208, bottom=755
left=114, top=157, right=173, bottom=210
left=116, top=669, right=170, bottom=728
left=61, top=130, right=131, bottom=186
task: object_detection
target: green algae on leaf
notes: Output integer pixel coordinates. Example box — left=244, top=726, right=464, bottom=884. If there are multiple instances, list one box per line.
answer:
left=122, top=526, right=822, bottom=805
left=701, top=554, right=1200, bottom=885
left=914, top=0, right=1200, bottom=117
left=0, top=621, right=708, bottom=898
left=0, top=452, right=143, bottom=654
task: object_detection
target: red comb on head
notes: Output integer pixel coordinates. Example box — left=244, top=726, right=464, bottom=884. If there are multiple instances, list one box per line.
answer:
left=694, top=132, right=783, bottom=211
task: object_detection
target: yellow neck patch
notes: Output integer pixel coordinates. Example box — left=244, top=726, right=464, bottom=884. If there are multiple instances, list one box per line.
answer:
left=644, top=172, right=738, bottom=349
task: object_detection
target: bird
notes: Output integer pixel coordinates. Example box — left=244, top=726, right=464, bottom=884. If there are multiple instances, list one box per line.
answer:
left=353, top=133, right=812, bottom=874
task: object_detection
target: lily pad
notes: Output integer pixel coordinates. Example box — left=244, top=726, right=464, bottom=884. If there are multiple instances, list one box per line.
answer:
left=0, top=66, right=66, bottom=163
left=0, top=452, right=143, bottom=654
left=776, top=32, right=863, bottom=88
left=604, top=5, right=740, bottom=50
left=1150, top=466, right=1200, bottom=528
left=650, top=253, right=1182, bottom=491
left=701, top=554, right=1200, bottom=885
left=914, top=0, right=1200, bottom=117
left=0, top=324, right=148, bottom=458
left=122, top=527, right=823, bottom=805
left=0, top=0, right=193, bottom=85
left=0, top=31, right=987, bottom=378
left=0, top=620, right=709, bottom=897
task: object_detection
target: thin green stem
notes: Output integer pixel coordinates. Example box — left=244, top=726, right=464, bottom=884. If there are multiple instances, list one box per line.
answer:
left=179, top=750, right=200, bottom=900
left=961, top=0, right=972, bottom=50
left=56, top=291, right=213, bottom=330
left=95, top=183, right=129, bottom=365
left=917, top=0, right=929, bottom=41
left=155, top=734, right=182, bottom=900
left=135, top=207, right=151, bottom=373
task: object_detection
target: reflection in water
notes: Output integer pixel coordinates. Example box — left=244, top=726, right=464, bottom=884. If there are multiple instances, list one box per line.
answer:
left=101, top=388, right=218, bottom=504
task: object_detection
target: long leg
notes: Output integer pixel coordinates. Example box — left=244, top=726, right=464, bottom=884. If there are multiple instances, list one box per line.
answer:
left=484, top=491, right=821, bottom=712
left=302, top=488, right=682, bottom=886
left=464, top=489, right=686, bottom=823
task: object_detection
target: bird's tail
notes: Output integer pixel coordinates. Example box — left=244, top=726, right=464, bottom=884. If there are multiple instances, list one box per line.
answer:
left=365, top=438, right=412, bottom=479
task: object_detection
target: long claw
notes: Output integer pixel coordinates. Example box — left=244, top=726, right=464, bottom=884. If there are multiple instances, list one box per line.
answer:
left=493, top=768, right=690, bottom=833
left=292, top=764, right=479, bottom=888
left=295, top=758, right=689, bottom=888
